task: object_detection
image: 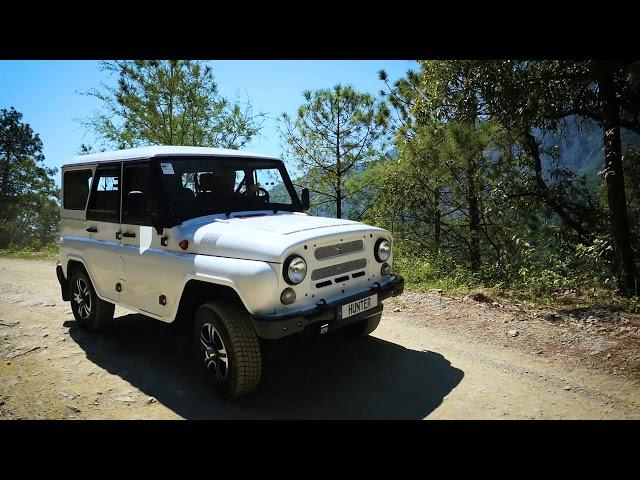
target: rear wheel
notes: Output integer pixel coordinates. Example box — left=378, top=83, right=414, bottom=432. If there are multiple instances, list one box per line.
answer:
left=69, top=267, right=114, bottom=331
left=343, top=312, right=382, bottom=338
left=193, top=301, right=262, bottom=400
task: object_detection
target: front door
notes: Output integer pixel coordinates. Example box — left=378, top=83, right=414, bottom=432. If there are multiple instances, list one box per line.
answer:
left=117, top=161, right=167, bottom=317
left=85, top=162, right=122, bottom=301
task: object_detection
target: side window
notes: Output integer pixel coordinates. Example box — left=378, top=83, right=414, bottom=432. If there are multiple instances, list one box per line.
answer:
left=63, top=169, right=93, bottom=210
left=180, top=172, right=197, bottom=196
left=122, top=163, right=151, bottom=225
left=87, top=164, right=121, bottom=223
left=253, top=168, right=292, bottom=204
left=234, top=170, right=247, bottom=194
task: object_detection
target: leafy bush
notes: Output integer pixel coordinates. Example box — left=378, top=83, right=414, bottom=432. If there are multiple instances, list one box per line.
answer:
left=392, top=244, right=480, bottom=292
left=394, top=232, right=616, bottom=299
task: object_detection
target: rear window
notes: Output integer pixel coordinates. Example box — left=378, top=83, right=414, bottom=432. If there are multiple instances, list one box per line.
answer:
left=63, top=169, right=93, bottom=210
left=87, top=165, right=120, bottom=223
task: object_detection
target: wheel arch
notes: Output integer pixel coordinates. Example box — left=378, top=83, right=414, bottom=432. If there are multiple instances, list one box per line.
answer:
left=64, top=257, right=109, bottom=301
left=172, top=279, right=246, bottom=330
left=66, top=258, right=87, bottom=277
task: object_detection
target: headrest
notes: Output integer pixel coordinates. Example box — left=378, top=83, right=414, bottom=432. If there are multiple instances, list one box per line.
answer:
left=199, top=173, right=216, bottom=191
left=199, top=172, right=236, bottom=193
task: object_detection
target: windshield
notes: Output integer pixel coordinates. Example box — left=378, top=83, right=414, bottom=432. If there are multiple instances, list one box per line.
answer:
left=156, top=156, right=302, bottom=223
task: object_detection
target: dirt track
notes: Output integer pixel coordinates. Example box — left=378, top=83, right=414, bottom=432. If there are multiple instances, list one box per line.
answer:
left=1, top=257, right=639, bottom=419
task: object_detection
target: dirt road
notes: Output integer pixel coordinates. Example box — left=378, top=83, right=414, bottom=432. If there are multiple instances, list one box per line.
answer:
left=1, top=257, right=639, bottom=419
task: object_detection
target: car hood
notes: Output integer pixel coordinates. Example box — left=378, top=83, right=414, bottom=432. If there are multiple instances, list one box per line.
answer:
left=176, top=212, right=384, bottom=262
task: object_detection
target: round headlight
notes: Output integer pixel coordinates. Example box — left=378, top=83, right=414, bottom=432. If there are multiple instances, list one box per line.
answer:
left=375, top=238, right=391, bottom=263
left=284, top=255, right=307, bottom=285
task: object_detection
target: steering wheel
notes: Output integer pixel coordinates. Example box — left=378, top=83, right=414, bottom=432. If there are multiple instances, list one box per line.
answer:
left=256, top=187, right=270, bottom=202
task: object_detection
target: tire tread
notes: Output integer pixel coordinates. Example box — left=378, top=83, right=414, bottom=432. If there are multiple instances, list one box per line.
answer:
left=196, top=301, right=261, bottom=399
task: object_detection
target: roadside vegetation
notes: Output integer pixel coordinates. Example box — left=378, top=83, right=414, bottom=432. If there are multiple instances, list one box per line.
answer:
left=0, top=243, right=57, bottom=261
left=2, top=60, right=639, bottom=313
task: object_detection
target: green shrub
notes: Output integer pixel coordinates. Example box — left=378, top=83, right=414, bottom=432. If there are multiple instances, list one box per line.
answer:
left=393, top=235, right=616, bottom=301
left=392, top=244, right=480, bottom=292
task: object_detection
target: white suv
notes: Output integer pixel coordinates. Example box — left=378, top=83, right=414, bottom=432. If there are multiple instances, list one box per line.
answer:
left=56, top=146, right=404, bottom=399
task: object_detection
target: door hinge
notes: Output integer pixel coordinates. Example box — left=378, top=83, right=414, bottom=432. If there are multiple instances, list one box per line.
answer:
left=115, top=282, right=122, bottom=292
left=159, top=295, right=167, bottom=305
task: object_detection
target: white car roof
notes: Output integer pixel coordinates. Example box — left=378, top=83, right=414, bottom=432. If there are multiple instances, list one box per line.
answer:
left=63, top=146, right=281, bottom=167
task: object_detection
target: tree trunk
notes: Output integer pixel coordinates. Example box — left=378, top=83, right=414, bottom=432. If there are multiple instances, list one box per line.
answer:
left=433, top=188, right=441, bottom=248
left=467, top=159, right=481, bottom=273
left=335, top=104, right=342, bottom=219
left=336, top=178, right=342, bottom=219
left=595, top=61, right=637, bottom=295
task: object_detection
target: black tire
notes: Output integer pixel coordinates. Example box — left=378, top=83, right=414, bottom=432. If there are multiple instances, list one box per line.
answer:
left=69, top=267, right=114, bottom=331
left=342, top=312, right=382, bottom=338
left=193, top=301, right=262, bottom=400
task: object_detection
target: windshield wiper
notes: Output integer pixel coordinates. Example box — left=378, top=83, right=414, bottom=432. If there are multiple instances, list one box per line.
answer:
left=234, top=213, right=268, bottom=218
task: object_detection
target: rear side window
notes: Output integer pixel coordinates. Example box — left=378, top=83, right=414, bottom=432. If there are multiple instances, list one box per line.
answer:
left=122, top=162, right=152, bottom=225
left=63, top=169, right=93, bottom=210
left=87, top=164, right=121, bottom=223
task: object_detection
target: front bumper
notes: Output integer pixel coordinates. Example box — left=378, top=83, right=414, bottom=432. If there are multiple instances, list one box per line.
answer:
left=250, top=274, right=404, bottom=339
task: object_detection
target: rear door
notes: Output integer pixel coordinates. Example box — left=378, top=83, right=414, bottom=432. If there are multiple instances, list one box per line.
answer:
left=85, top=162, right=122, bottom=301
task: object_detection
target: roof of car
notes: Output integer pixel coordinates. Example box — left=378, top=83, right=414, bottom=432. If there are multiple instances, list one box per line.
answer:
left=63, top=146, right=281, bottom=167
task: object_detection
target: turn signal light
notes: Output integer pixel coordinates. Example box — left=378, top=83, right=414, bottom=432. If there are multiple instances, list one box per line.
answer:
left=179, top=240, right=189, bottom=251
left=381, top=262, right=391, bottom=276
left=280, top=287, right=296, bottom=305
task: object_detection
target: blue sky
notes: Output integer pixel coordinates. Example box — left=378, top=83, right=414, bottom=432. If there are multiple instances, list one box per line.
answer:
left=0, top=60, right=416, bottom=183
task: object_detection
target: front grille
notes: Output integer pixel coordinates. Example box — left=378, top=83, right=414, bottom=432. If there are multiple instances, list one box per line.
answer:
left=311, top=258, right=367, bottom=281
left=314, top=240, right=364, bottom=260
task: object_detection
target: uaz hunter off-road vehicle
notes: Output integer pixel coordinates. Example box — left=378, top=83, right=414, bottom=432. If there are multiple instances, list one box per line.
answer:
left=56, top=146, right=404, bottom=399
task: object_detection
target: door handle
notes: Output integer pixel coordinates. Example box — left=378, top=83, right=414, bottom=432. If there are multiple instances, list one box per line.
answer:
left=122, top=232, right=136, bottom=238
left=86, top=227, right=98, bottom=233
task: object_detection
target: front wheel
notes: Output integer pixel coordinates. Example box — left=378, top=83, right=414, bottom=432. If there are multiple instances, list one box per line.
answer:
left=193, top=301, right=262, bottom=400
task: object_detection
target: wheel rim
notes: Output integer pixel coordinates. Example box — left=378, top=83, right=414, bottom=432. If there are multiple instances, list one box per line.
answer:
left=73, top=278, right=92, bottom=320
left=200, top=323, right=229, bottom=382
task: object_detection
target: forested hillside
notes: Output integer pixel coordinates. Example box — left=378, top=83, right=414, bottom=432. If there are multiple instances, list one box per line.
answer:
left=283, top=61, right=640, bottom=299
left=296, top=117, right=640, bottom=218
left=540, top=116, right=640, bottom=189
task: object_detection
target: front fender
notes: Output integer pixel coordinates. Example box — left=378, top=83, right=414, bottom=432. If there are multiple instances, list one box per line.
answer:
left=169, top=254, right=279, bottom=320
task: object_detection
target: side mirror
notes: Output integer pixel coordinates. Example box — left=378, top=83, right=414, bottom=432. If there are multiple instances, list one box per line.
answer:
left=301, top=187, right=310, bottom=211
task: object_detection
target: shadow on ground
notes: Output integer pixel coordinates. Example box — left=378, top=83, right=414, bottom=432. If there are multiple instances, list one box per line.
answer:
left=66, top=313, right=464, bottom=419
